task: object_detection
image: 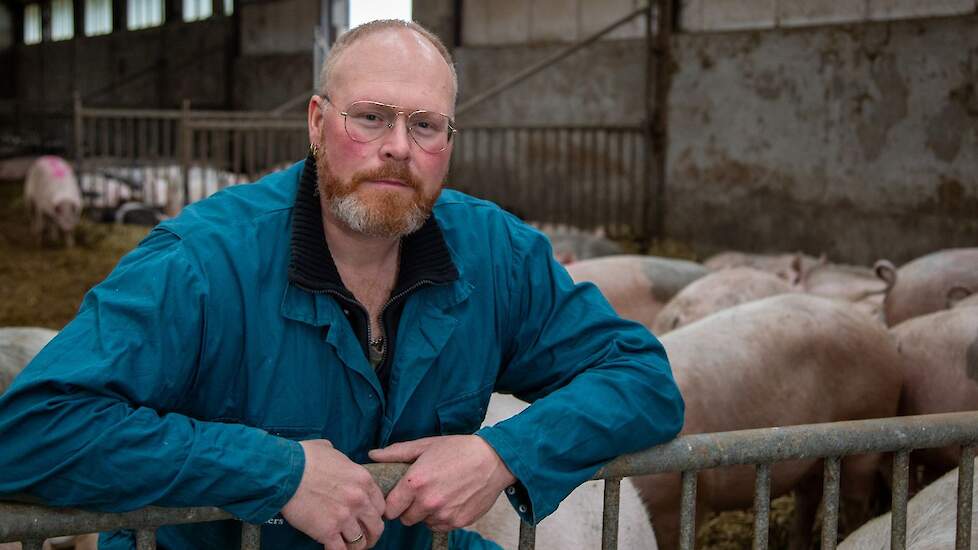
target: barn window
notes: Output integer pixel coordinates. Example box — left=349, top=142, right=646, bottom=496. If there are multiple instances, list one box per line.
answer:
left=23, top=3, right=41, bottom=44
left=183, top=0, right=211, bottom=21
left=224, top=0, right=232, bottom=16
left=51, top=0, right=74, bottom=40
left=85, top=0, right=112, bottom=35
left=127, top=0, right=163, bottom=29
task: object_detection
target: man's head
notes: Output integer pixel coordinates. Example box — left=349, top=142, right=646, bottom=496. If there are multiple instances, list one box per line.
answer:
left=307, top=20, right=457, bottom=239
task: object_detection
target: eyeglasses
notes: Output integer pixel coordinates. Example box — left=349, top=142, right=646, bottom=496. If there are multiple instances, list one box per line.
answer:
left=324, top=96, right=457, bottom=154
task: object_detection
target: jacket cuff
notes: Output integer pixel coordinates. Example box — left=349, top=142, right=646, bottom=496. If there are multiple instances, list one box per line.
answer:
left=475, top=428, right=538, bottom=525
left=230, top=436, right=305, bottom=524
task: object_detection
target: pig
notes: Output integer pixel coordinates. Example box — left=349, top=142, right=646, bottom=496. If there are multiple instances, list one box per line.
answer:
left=471, top=393, right=658, bottom=549
left=702, top=251, right=821, bottom=284
left=633, top=294, right=903, bottom=550
left=798, top=261, right=890, bottom=320
left=533, top=223, right=624, bottom=265
left=889, top=305, right=978, bottom=484
left=0, top=327, right=57, bottom=394
left=651, top=267, right=796, bottom=334
left=565, top=255, right=708, bottom=329
left=24, top=156, right=83, bottom=248
left=839, top=462, right=975, bottom=550
left=876, top=248, right=978, bottom=326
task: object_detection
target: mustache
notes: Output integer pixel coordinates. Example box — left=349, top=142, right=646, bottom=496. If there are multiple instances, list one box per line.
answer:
left=350, top=163, right=420, bottom=190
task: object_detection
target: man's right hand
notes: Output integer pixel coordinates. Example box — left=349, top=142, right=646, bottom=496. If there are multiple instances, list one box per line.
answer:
left=281, top=440, right=386, bottom=549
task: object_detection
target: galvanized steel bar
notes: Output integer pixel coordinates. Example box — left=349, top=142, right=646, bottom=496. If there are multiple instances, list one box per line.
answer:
left=241, top=522, right=261, bottom=550
left=135, top=528, right=156, bottom=550
left=431, top=531, right=449, bottom=550
left=601, top=478, right=621, bottom=550
left=518, top=520, right=536, bottom=550
left=678, top=471, right=697, bottom=550
left=596, top=412, right=978, bottom=478
left=0, top=504, right=232, bottom=542
left=21, top=539, right=43, bottom=550
left=957, top=444, right=976, bottom=550
left=891, top=450, right=909, bottom=550
left=752, top=463, right=770, bottom=550
left=821, top=457, right=841, bottom=550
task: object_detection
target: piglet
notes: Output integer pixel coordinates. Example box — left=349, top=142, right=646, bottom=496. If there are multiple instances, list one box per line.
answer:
left=24, top=156, right=82, bottom=248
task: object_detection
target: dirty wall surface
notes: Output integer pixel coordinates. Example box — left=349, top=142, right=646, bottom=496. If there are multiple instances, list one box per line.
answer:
left=668, top=15, right=978, bottom=264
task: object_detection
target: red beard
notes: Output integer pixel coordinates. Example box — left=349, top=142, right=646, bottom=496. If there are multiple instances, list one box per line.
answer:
left=316, top=153, right=441, bottom=238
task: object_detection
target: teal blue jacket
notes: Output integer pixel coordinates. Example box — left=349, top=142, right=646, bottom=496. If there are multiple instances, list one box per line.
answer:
left=0, top=160, right=683, bottom=549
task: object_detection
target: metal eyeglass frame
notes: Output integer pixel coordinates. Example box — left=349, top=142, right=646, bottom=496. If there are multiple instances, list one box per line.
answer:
left=322, top=95, right=458, bottom=153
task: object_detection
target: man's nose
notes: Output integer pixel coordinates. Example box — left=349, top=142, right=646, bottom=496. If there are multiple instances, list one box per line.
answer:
left=379, top=116, right=412, bottom=161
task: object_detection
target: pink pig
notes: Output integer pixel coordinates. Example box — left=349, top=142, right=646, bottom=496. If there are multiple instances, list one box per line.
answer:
left=24, top=156, right=82, bottom=248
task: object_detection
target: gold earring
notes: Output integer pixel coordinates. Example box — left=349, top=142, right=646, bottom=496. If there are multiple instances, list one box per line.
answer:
left=309, top=143, right=319, bottom=159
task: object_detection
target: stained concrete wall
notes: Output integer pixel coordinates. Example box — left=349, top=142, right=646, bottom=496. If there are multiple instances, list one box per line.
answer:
left=452, top=10, right=978, bottom=264
left=667, top=15, right=978, bottom=264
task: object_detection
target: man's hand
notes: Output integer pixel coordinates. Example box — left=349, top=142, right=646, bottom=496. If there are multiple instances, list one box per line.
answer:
left=368, top=435, right=517, bottom=532
left=281, top=440, right=386, bottom=549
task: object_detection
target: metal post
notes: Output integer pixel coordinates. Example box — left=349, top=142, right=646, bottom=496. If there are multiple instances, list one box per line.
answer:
left=891, top=450, right=910, bottom=550
left=678, top=471, right=697, bottom=550
left=821, top=457, right=841, bottom=550
left=135, top=528, right=156, bottom=550
left=73, top=92, right=84, bottom=183
left=518, top=520, right=536, bottom=550
left=752, top=463, right=771, bottom=550
left=956, top=445, right=976, bottom=550
left=601, top=478, right=621, bottom=550
left=175, top=99, right=192, bottom=214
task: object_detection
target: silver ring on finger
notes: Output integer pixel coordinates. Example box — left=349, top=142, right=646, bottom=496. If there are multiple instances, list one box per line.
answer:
left=344, top=532, right=365, bottom=545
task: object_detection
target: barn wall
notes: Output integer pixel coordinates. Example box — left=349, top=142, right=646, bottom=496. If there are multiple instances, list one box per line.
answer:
left=452, top=10, right=978, bottom=264
left=667, top=15, right=978, bottom=264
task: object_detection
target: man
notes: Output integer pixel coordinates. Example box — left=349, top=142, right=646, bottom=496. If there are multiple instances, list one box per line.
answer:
left=0, top=20, right=683, bottom=550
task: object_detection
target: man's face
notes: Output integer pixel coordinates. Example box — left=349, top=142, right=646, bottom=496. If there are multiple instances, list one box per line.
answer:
left=308, top=28, right=455, bottom=239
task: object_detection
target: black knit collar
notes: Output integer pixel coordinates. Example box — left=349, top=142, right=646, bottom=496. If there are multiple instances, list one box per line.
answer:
left=288, top=155, right=459, bottom=297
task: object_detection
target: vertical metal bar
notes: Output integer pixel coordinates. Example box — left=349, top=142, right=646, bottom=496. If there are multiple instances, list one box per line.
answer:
left=602, top=478, right=621, bottom=550
left=822, top=457, right=841, bottom=550
left=73, top=91, right=84, bottom=177
left=135, top=528, right=156, bottom=550
left=586, top=129, right=597, bottom=229
left=753, top=463, right=771, bottom=550
left=179, top=99, right=192, bottom=209
left=561, top=128, right=571, bottom=226
left=21, top=539, right=44, bottom=550
left=956, top=444, right=976, bottom=550
left=891, top=450, right=910, bottom=550
left=430, top=531, right=449, bottom=550
left=518, top=520, right=536, bottom=550
left=678, top=470, right=697, bottom=550
left=240, top=522, right=262, bottom=550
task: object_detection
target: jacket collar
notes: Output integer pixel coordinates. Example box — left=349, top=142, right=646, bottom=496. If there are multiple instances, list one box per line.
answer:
left=288, top=155, right=459, bottom=296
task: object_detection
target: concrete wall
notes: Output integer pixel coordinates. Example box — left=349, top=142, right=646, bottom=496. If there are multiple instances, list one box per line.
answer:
left=452, top=10, right=978, bottom=264
left=454, top=40, right=648, bottom=126
left=460, top=0, right=646, bottom=46
left=680, top=0, right=977, bottom=31
left=667, top=15, right=978, bottom=264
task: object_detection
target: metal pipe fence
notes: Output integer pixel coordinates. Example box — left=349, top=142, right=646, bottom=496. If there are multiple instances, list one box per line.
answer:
left=448, top=125, right=648, bottom=241
left=2, top=411, right=977, bottom=550
left=72, top=97, right=308, bottom=215
left=72, top=98, right=652, bottom=239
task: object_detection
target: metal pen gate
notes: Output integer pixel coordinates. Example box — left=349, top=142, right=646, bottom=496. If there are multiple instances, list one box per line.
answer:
left=2, top=411, right=977, bottom=550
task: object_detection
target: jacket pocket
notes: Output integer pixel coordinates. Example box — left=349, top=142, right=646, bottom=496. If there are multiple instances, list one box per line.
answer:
left=436, top=383, right=493, bottom=435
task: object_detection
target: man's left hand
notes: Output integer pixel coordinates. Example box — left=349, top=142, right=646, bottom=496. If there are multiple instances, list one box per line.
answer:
left=368, top=435, right=517, bottom=531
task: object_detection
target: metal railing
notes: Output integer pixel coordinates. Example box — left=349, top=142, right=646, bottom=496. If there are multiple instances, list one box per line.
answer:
left=2, top=411, right=977, bottom=550
left=72, top=96, right=308, bottom=214
left=448, top=125, right=648, bottom=239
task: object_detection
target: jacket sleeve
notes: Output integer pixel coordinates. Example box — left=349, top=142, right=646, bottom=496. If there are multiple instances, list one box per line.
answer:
left=0, top=229, right=303, bottom=523
left=475, top=223, right=685, bottom=524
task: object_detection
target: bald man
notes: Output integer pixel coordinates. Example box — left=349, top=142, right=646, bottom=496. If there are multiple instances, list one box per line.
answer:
left=0, top=20, right=683, bottom=550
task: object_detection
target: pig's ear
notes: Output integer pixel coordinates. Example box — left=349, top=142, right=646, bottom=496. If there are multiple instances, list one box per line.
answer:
left=947, top=286, right=973, bottom=309
left=874, top=260, right=897, bottom=291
